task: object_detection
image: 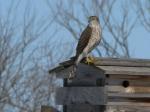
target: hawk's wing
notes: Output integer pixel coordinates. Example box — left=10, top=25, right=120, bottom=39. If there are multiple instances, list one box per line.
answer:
left=76, top=25, right=92, bottom=58
left=49, top=26, right=92, bottom=74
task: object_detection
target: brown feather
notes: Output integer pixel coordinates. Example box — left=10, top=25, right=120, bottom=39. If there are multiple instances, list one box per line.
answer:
left=75, top=25, right=92, bottom=58
left=49, top=57, right=75, bottom=73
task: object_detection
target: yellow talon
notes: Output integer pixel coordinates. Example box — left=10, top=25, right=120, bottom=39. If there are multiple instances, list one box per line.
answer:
left=85, top=56, right=95, bottom=65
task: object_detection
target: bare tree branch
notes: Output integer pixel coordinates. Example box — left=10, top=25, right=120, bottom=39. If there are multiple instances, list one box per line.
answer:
left=47, top=0, right=137, bottom=58
left=134, top=0, right=150, bottom=32
left=0, top=1, right=59, bottom=111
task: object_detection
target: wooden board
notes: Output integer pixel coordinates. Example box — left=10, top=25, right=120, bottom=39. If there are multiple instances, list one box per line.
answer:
left=106, top=79, right=150, bottom=87
left=49, top=57, right=150, bottom=78
left=106, top=105, right=150, bottom=112
left=107, top=86, right=150, bottom=93
left=98, top=66, right=150, bottom=76
left=107, top=102, right=150, bottom=107
left=56, top=87, right=106, bottom=105
left=56, top=64, right=105, bottom=79
left=65, top=104, right=105, bottom=112
left=108, top=93, right=150, bottom=98
left=94, top=57, right=150, bottom=67
left=65, top=77, right=105, bottom=87
left=107, top=74, right=150, bottom=81
left=65, top=78, right=98, bottom=86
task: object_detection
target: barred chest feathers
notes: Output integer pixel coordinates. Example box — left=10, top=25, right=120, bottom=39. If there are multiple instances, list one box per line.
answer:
left=89, top=21, right=101, bottom=44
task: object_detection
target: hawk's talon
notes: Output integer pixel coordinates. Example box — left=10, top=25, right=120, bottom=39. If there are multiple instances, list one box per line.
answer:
left=85, top=56, right=95, bottom=65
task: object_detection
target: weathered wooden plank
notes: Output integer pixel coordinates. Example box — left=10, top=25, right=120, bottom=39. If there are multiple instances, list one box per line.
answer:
left=56, top=64, right=105, bottom=79
left=76, top=64, right=105, bottom=78
left=109, top=97, right=150, bottom=103
left=108, top=93, right=150, bottom=98
left=49, top=57, right=150, bottom=76
left=55, top=66, right=74, bottom=78
left=108, top=74, right=150, bottom=80
left=65, top=78, right=105, bottom=87
left=66, top=78, right=97, bottom=86
left=98, top=66, right=150, bottom=76
left=106, top=105, right=150, bottom=112
left=65, top=104, right=105, bottom=112
left=106, top=106, right=150, bottom=112
left=56, top=87, right=106, bottom=105
left=107, top=102, right=150, bottom=107
left=107, top=86, right=150, bottom=93
left=106, top=79, right=150, bottom=87
left=94, top=57, right=150, bottom=67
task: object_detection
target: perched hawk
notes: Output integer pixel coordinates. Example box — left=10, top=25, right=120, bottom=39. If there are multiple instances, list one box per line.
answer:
left=49, top=16, right=102, bottom=76
left=74, top=16, right=101, bottom=65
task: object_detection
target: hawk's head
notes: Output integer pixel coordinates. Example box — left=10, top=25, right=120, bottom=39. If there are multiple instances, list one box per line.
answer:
left=88, top=16, right=99, bottom=23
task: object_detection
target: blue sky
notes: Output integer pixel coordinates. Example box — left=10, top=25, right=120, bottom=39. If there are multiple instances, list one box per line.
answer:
left=0, top=0, right=150, bottom=111
left=129, top=25, right=150, bottom=58
left=0, top=0, right=150, bottom=59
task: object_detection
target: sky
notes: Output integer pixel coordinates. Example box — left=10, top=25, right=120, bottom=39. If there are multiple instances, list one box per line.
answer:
left=0, top=0, right=150, bottom=60
left=0, top=0, right=150, bottom=111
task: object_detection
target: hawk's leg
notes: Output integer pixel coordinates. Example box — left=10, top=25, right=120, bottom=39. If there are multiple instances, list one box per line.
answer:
left=85, top=55, right=95, bottom=65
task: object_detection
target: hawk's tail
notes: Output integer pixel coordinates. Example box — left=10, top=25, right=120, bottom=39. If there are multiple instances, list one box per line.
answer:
left=48, top=56, right=76, bottom=74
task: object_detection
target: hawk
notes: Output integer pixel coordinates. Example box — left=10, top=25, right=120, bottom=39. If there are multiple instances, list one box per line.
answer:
left=49, top=16, right=102, bottom=77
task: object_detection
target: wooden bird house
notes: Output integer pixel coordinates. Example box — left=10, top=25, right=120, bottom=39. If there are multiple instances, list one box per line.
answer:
left=48, top=57, right=150, bottom=112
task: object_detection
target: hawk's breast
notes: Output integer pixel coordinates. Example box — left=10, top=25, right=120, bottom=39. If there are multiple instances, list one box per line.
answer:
left=88, top=24, right=101, bottom=52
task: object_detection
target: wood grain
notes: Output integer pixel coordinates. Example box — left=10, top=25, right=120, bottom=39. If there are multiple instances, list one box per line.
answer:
left=56, top=87, right=106, bottom=105
left=107, top=86, right=150, bottom=93
left=66, top=104, right=105, bottom=112
left=106, top=79, right=150, bottom=87
left=94, top=57, right=150, bottom=67
left=98, top=66, right=150, bottom=76
left=56, top=63, right=105, bottom=79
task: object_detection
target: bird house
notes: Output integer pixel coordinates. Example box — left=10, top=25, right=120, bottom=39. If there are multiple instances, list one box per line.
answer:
left=50, top=57, right=150, bottom=112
